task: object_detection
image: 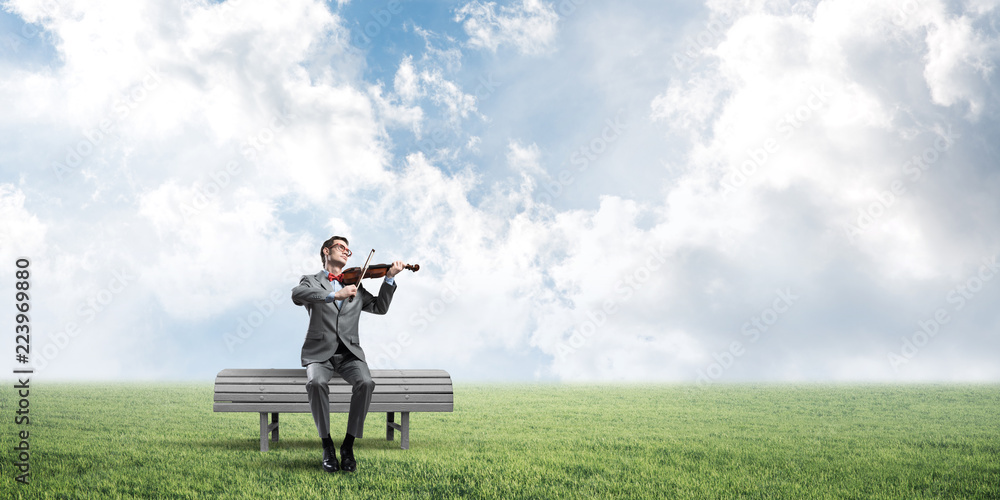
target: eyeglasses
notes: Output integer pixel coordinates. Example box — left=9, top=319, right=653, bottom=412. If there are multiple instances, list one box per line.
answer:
left=329, top=243, right=352, bottom=257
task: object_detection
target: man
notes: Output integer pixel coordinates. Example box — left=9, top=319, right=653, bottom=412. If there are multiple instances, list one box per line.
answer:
left=291, top=235, right=403, bottom=473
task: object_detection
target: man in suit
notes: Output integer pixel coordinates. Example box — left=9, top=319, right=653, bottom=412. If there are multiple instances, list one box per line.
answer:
left=291, top=235, right=403, bottom=473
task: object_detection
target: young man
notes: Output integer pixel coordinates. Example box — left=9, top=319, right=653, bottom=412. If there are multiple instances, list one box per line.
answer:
left=291, top=235, right=403, bottom=473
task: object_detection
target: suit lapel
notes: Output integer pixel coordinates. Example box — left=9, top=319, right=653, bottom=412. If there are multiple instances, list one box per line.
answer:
left=315, top=271, right=331, bottom=292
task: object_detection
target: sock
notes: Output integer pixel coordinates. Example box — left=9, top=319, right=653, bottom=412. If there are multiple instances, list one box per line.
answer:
left=322, top=434, right=334, bottom=449
left=342, top=432, right=355, bottom=451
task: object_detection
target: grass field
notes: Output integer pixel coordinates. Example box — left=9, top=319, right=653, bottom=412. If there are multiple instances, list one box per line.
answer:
left=1, top=382, right=998, bottom=499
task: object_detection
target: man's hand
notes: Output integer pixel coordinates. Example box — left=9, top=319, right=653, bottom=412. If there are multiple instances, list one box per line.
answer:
left=386, top=260, right=404, bottom=278
left=334, top=285, right=358, bottom=301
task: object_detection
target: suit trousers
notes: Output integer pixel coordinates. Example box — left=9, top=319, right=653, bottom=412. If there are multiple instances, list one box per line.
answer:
left=305, top=351, right=375, bottom=439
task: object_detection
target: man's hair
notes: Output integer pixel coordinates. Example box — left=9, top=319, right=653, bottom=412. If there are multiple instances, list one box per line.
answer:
left=320, top=235, right=349, bottom=265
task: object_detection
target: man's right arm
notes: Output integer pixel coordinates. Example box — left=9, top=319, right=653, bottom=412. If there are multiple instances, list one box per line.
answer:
left=291, top=276, right=330, bottom=305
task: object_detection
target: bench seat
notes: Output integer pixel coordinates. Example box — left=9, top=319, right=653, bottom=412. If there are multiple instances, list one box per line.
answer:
left=213, top=368, right=453, bottom=451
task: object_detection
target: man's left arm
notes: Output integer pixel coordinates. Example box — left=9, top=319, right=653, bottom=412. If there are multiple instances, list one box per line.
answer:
left=362, top=260, right=404, bottom=315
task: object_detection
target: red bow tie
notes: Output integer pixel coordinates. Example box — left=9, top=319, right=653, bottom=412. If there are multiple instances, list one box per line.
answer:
left=328, top=273, right=344, bottom=283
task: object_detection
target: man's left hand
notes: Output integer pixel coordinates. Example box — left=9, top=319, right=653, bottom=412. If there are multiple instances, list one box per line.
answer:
left=386, top=260, right=404, bottom=278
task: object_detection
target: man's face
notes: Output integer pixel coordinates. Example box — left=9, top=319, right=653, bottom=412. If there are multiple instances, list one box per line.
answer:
left=325, top=240, right=351, bottom=267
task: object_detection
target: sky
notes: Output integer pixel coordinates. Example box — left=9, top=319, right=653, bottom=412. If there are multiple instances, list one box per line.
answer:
left=1, top=0, right=999, bottom=382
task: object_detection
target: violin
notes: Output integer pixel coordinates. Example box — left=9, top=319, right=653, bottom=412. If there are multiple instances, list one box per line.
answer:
left=340, top=263, right=420, bottom=286
left=343, top=249, right=418, bottom=303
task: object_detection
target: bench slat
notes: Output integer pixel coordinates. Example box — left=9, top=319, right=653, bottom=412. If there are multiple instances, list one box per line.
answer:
left=214, top=377, right=453, bottom=385
left=215, top=393, right=454, bottom=403
left=216, top=368, right=450, bottom=378
left=213, top=402, right=453, bottom=412
left=214, top=384, right=453, bottom=394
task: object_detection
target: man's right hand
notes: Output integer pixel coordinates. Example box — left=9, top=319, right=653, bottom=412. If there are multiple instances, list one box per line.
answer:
left=334, top=285, right=357, bottom=301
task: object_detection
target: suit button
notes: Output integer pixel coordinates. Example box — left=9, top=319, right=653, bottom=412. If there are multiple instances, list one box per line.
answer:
left=259, top=386, right=265, bottom=392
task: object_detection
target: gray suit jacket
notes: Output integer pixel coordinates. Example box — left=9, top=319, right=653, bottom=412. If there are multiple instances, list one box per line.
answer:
left=291, top=271, right=396, bottom=366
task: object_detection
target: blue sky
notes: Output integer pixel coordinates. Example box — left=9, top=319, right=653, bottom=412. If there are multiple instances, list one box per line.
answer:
left=2, top=0, right=999, bottom=382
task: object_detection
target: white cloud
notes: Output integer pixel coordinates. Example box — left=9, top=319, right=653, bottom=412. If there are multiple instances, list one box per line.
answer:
left=653, top=0, right=999, bottom=281
left=0, top=184, right=48, bottom=265
left=412, top=24, right=465, bottom=73
left=454, top=0, right=560, bottom=55
left=650, top=75, right=729, bottom=141
left=136, top=182, right=315, bottom=319
left=394, top=54, right=422, bottom=102
left=421, top=68, right=478, bottom=123
left=923, top=15, right=998, bottom=115
left=506, top=140, right=544, bottom=176
left=369, top=82, right=424, bottom=137
left=383, top=49, right=478, bottom=134
left=633, top=0, right=1000, bottom=382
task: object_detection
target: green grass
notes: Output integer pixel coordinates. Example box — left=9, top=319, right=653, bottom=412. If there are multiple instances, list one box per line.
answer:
left=1, top=383, right=998, bottom=499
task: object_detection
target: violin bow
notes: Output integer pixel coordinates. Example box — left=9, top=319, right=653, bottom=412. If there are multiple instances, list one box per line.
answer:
left=349, top=249, right=375, bottom=303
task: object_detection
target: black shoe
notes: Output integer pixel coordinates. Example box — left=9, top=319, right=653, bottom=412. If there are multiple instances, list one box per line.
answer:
left=322, top=446, right=339, bottom=473
left=339, top=446, right=356, bottom=472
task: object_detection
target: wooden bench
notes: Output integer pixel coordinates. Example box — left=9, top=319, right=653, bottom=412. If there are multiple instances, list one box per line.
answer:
left=213, top=368, right=453, bottom=451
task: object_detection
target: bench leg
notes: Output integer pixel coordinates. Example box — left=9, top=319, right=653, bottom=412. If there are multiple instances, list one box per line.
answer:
left=400, top=412, right=409, bottom=450
left=259, top=412, right=269, bottom=452
left=259, top=412, right=280, bottom=452
left=386, top=412, right=410, bottom=449
left=271, top=412, right=279, bottom=443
